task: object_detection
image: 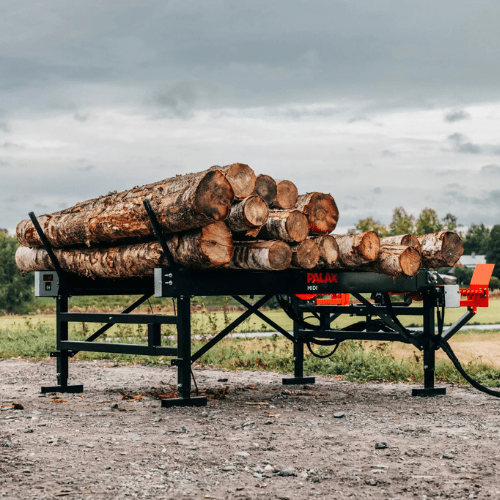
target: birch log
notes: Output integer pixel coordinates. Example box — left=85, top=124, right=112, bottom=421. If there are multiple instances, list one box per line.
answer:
left=330, top=232, right=380, bottom=268
left=257, top=210, right=309, bottom=243
left=16, top=170, right=233, bottom=248
left=295, top=193, right=339, bottom=235
left=225, top=196, right=269, bottom=233
left=252, top=175, right=277, bottom=205
left=381, top=234, right=421, bottom=253
left=271, top=180, right=298, bottom=209
left=359, top=245, right=421, bottom=277
left=15, top=223, right=233, bottom=278
left=417, top=231, right=463, bottom=267
left=229, top=240, right=292, bottom=271
left=290, top=239, right=320, bottom=269
left=311, top=235, right=340, bottom=267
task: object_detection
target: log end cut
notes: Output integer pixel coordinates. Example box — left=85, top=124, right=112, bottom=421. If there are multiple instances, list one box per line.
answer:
left=198, top=222, right=235, bottom=267
left=254, top=175, right=277, bottom=205
left=285, top=211, right=310, bottom=242
left=399, top=246, right=422, bottom=277
left=223, top=163, right=256, bottom=199
left=274, top=180, right=298, bottom=209
left=194, top=170, right=234, bottom=221
left=243, top=196, right=269, bottom=228
left=291, top=239, right=320, bottom=269
left=359, top=231, right=380, bottom=261
left=297, top=193, right=339, bottom=235
left=442, top=231, right=464, bottom=267
left=314, top=235, right=339, bottom=266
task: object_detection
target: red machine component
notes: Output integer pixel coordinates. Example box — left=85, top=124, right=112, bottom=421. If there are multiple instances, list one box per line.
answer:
left=460, top=263, right=495, bottom=313
left=296, top=293, right=350, bottom=305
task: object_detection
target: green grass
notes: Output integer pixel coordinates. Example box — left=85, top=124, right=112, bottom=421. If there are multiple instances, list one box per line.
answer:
left=2, top=316, right=500, bottom=388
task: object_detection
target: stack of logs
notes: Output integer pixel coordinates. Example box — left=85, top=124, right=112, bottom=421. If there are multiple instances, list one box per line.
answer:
left=15, top=163, right=463, bottom=279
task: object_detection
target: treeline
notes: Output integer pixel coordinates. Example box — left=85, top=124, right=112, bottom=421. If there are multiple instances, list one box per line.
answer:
left=351, top=207, right=500, bottom=285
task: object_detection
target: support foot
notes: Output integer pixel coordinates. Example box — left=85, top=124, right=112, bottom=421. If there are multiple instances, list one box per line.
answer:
left=411, top=387, right=446, bottom=397
left=41, top=385, right=84, bottom=394
left=161, top=396, right=207, bottom=408
left=282, top=376, right=316, bottom=385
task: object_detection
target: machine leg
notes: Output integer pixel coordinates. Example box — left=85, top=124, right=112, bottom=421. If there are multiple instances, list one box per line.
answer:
left=283, top=296, right=315, bottom=386
left=41, top=296, right=83, bottom=394
left=162, top=296, right=206, bottom=408
left=412, top=293, right=446, bottom=397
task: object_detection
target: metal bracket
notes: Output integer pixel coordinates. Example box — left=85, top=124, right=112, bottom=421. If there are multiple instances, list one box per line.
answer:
left=49, top=351, right=60, bottom=358
left=143, top=199, right=177, bottom=270
left=171, top=358, right=183, bottom=366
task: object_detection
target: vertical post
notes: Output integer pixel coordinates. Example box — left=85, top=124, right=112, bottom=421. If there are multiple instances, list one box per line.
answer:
left=177, top=295, right=191, bottom=400
left=41, top=293, right=83, bottom=394
left=162, top=296, right=207, bottom=407
left=283, top=295, right=315, bottom=385
left=56, top=295, right=69, bottom=387
left=412, top=291, right=446, bottom=397
left=148, top=322, right=161, bottom=349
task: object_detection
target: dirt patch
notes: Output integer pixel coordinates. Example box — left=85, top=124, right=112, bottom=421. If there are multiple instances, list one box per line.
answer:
left=1, top=359, right=500, bottom=499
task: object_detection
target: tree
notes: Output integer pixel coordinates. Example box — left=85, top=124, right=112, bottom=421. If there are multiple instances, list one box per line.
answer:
left=415, top=208, right=443, bottom=235
left=462, top=224, right=490, bottom=255
left=389, top=207, right=415, bottom=235
left=354, top=217, right=389, bottom=236
left=0, top=233, right=34, bottom=314
left=485, top=225, right=500, bottom=280
left=442, top=213, right=458, bottom=232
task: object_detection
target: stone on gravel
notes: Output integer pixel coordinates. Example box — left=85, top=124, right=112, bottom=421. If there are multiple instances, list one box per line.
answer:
left=374, top=442, right=388, bottom=449
left=333, top=412, right=345, bottom=418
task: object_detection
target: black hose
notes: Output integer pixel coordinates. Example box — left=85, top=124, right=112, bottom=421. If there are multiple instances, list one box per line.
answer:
left=306, top=341, right=341, bottom=358
left=438, top=337, right=500, bottom=398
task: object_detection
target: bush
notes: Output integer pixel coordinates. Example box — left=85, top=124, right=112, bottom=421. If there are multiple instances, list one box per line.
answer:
left=0, top=233, right=34, bottom=314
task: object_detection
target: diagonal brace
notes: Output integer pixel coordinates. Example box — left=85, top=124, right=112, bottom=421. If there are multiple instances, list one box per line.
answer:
left=68, top=294, right=153, bottom=357
left=351, top=292, right=420, bottom=348
left=232, top=295, right=294, bottom=342
left=440, top=308, right=475, bottom=342
left=191, top=295, right=273, bottom=363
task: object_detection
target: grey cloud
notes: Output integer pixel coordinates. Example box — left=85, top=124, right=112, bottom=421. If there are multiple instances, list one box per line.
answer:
left=1, top=141, right=23, bottom=149
left=74, top=163, right=95, bottom=172
left=444, top=109, right=470, bottom=122
left=0, top=120, right=10, bottom=133
left=481, top=164, right=500, bottom=176
left=1, top=1, right=500, bottom=116
left=149, top=81, right=200, bottom=119
left=73, top=112, right=90, bottom=122
left=373, top=187, right=382, bottom=194
left=278, top=106, right=338, bottom=119
left=0, top=160, right=8, bottom=167
left=382, top=150, right=395, bottom=157
left=448, top=133, right=500, bottom=155
left=448, top=133, right=481, bottom=154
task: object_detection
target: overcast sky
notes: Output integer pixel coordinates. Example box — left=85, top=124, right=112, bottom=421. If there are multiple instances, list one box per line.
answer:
left=2, top=0, right=500, bottom=234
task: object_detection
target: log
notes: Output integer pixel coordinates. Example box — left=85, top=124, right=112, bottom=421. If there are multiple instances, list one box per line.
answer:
left=290, top=239, right=320, bottom=269
left=252, top=174, right=277, bottom=205
left=211, top=163, right=256, bottom=200
left=295, top=193, right=339, bottom=235
left=359, top=245, right=421, bottom=277
left=416, top=231, right=463, bottom=267
left=257, top=210, right=309, bottom=243
left=225, top=196, right=269, bottom=233
left=271, top=180, right=298, bottom=209
left=166, top=221, right=234, bottom=269
left=15, top=223, right=233, bottom=278
left=16, top=170, right=233, bottom=248
left=380, top=234, right=421, bottom=253
left=229, top=240, right=292, bottom=271
left=329, top=232, right=380, bottom=268
left=311, top=235, right=340, bottom=267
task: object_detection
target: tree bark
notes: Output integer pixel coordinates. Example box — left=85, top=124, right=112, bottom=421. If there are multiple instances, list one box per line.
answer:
left=381, top=234, right=421, bottom=253
left=257, top=210, right=309, bottom=243
left=16, top=170, right=233, bottom=248
left=416, top=231, right=463, bottom=267
left=271, top=180, right=298, bottom=209
left=290, top=239, right=320, bottom=269
left=166, top=222, right=234, bottom=268
left=15, top=223, right=233, bottom=278
left=229, top=240, right=292, bottom=271
left=252, top=174, right=277, bottom=205
left=310, top=235, right=340, bottom=267
left=295, top=193, right=339, bottom=235
left=359, top=245, right=421, bottom=277
left=329, top=232, right=380, bottom=268
left=225, top=196, right=269, bottom=233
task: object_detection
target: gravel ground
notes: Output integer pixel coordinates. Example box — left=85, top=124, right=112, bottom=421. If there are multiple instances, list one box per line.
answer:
left=1, top=359, right=500, bottom=499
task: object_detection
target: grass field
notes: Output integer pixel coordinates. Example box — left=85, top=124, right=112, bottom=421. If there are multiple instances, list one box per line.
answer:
left=1, top=299, right=500, bottom=387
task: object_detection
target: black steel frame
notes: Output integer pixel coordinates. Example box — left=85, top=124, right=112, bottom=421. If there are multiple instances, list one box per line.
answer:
left=28, top=209, right=475, bottom=407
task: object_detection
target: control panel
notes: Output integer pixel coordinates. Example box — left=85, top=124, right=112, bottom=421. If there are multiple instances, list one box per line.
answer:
left=34, top=271, right=59, bottom=297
